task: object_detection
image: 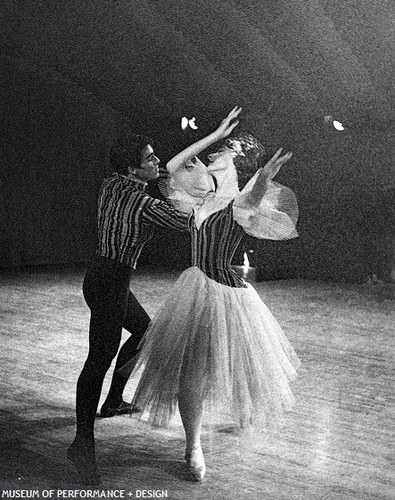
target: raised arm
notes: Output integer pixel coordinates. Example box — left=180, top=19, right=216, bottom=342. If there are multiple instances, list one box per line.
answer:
left=243, top=148, right=293, bottom=207
left=166, top=106, right=242, bottom=175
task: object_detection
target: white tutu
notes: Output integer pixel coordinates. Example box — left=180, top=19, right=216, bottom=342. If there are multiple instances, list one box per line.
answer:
left=124, top=266, right=300, bottom=432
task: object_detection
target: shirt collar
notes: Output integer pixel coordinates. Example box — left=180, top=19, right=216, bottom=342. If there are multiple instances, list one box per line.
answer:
left=115, top=173, right=147, bottom=192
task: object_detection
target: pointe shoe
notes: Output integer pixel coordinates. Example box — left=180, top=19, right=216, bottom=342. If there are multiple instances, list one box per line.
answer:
left=185, top=445, right=206, bottom=482
left=67, top=442, right=101, bottom=486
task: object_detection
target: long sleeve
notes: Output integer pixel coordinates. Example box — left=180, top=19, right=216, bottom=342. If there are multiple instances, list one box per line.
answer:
left=97, top=173, right=189, bottom=268
left=143, top=198, right=189, bottom=231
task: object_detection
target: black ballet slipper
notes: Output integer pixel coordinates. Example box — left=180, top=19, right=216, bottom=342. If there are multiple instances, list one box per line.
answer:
left=100, top=400, right=140, bottom=418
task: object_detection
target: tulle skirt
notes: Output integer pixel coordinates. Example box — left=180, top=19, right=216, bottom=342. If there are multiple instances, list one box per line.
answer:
left=123, top=266, right=300, bottom=432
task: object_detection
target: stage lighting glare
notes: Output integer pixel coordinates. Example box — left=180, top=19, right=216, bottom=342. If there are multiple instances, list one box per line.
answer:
left=181, top=116, right=199, bottom=131
left=189, top=117, right=198, bottom=130
left=333, top=120, right=344, bottom=131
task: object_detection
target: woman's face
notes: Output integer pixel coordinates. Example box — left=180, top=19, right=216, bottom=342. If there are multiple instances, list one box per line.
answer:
left=172, top=157, right=215, bottom=198
left=207, top=146, right=232, bottom=169
left=206, top=148, right=234, bottom=174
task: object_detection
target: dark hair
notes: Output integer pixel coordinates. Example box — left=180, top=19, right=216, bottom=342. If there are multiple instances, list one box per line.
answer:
left=225, top=133, right=266, bottom=189
left=109, top=134, right=153, bottom=175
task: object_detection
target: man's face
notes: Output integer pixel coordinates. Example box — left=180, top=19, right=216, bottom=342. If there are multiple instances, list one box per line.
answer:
left=133, top=145, right=160, bottom=181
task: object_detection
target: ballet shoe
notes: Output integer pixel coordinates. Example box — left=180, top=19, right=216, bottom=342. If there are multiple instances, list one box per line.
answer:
left=185, top=445, right=206, bottom=482
left=67, top=442, right=101, bottom=486
left=100, top=400, right=138, bottom=418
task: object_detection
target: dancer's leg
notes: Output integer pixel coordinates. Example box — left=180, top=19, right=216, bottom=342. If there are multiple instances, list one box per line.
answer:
left=68, top=263, right=129, bottom=483
left=75, top=316, right=123, bottom=441
left=178, top=356, right=206, bottom=481
left=68, top=311, right=123, bottom=484
left=102, top=290, right=150, bottom=408
left=178, top=388, right=204, bottom=453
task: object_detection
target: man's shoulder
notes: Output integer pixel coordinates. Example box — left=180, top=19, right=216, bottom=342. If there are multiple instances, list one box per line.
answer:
left=100, top=174, right=168, bottom=207
left=128, top=187, right=163, bottom=209
left=100, top=173, right=119, bottom=189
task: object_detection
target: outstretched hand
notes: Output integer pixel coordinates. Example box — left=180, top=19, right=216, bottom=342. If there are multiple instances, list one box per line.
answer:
left=261, top=148, right=293, bottom=180
left=244, top=148, right=293, bottom=206
left=215, top=106, right=242, bottom=140
left=167, top=105, right=241, bottom=176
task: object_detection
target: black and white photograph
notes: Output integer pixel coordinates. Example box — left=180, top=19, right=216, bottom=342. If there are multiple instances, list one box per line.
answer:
left=1, top=1, right=394, bottom=499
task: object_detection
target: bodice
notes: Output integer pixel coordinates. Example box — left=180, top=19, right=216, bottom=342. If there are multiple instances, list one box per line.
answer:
left=189, top=202, right=247, bottom=288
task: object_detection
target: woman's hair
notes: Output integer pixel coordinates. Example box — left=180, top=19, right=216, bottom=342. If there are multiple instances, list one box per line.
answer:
left=225, top=133, right=266, bottom=188
left=109, top=134, right=153, bottom=175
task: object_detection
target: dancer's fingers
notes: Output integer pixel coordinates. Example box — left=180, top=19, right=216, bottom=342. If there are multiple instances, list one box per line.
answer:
left=278, top=152, right=293, bottom=164
left=270, top=148, right=283, bottom=164
left=228, top=106, right=242, bottom=120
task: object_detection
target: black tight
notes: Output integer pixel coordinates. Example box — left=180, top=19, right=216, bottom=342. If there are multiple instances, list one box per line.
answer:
left=75, top=257, right=150, bottom=442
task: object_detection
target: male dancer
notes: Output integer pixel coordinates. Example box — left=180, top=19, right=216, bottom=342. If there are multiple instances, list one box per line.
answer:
left=67, top=134, right=189, bottom=485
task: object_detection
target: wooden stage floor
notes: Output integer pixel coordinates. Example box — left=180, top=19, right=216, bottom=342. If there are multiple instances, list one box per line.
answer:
left=0, top=265, right=394, bottom=500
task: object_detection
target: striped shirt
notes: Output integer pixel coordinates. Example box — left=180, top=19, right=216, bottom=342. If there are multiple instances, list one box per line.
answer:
left=190, top=201, right=247, bottom=288
left=96, top=173, right=188, bottom=268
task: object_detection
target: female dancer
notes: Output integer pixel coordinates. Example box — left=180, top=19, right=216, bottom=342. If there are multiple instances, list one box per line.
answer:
left=121, top=107, right=300, bottom=481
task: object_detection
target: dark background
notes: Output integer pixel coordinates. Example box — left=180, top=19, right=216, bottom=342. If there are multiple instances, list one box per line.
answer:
left=1, top=0, right=394, bottom=282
